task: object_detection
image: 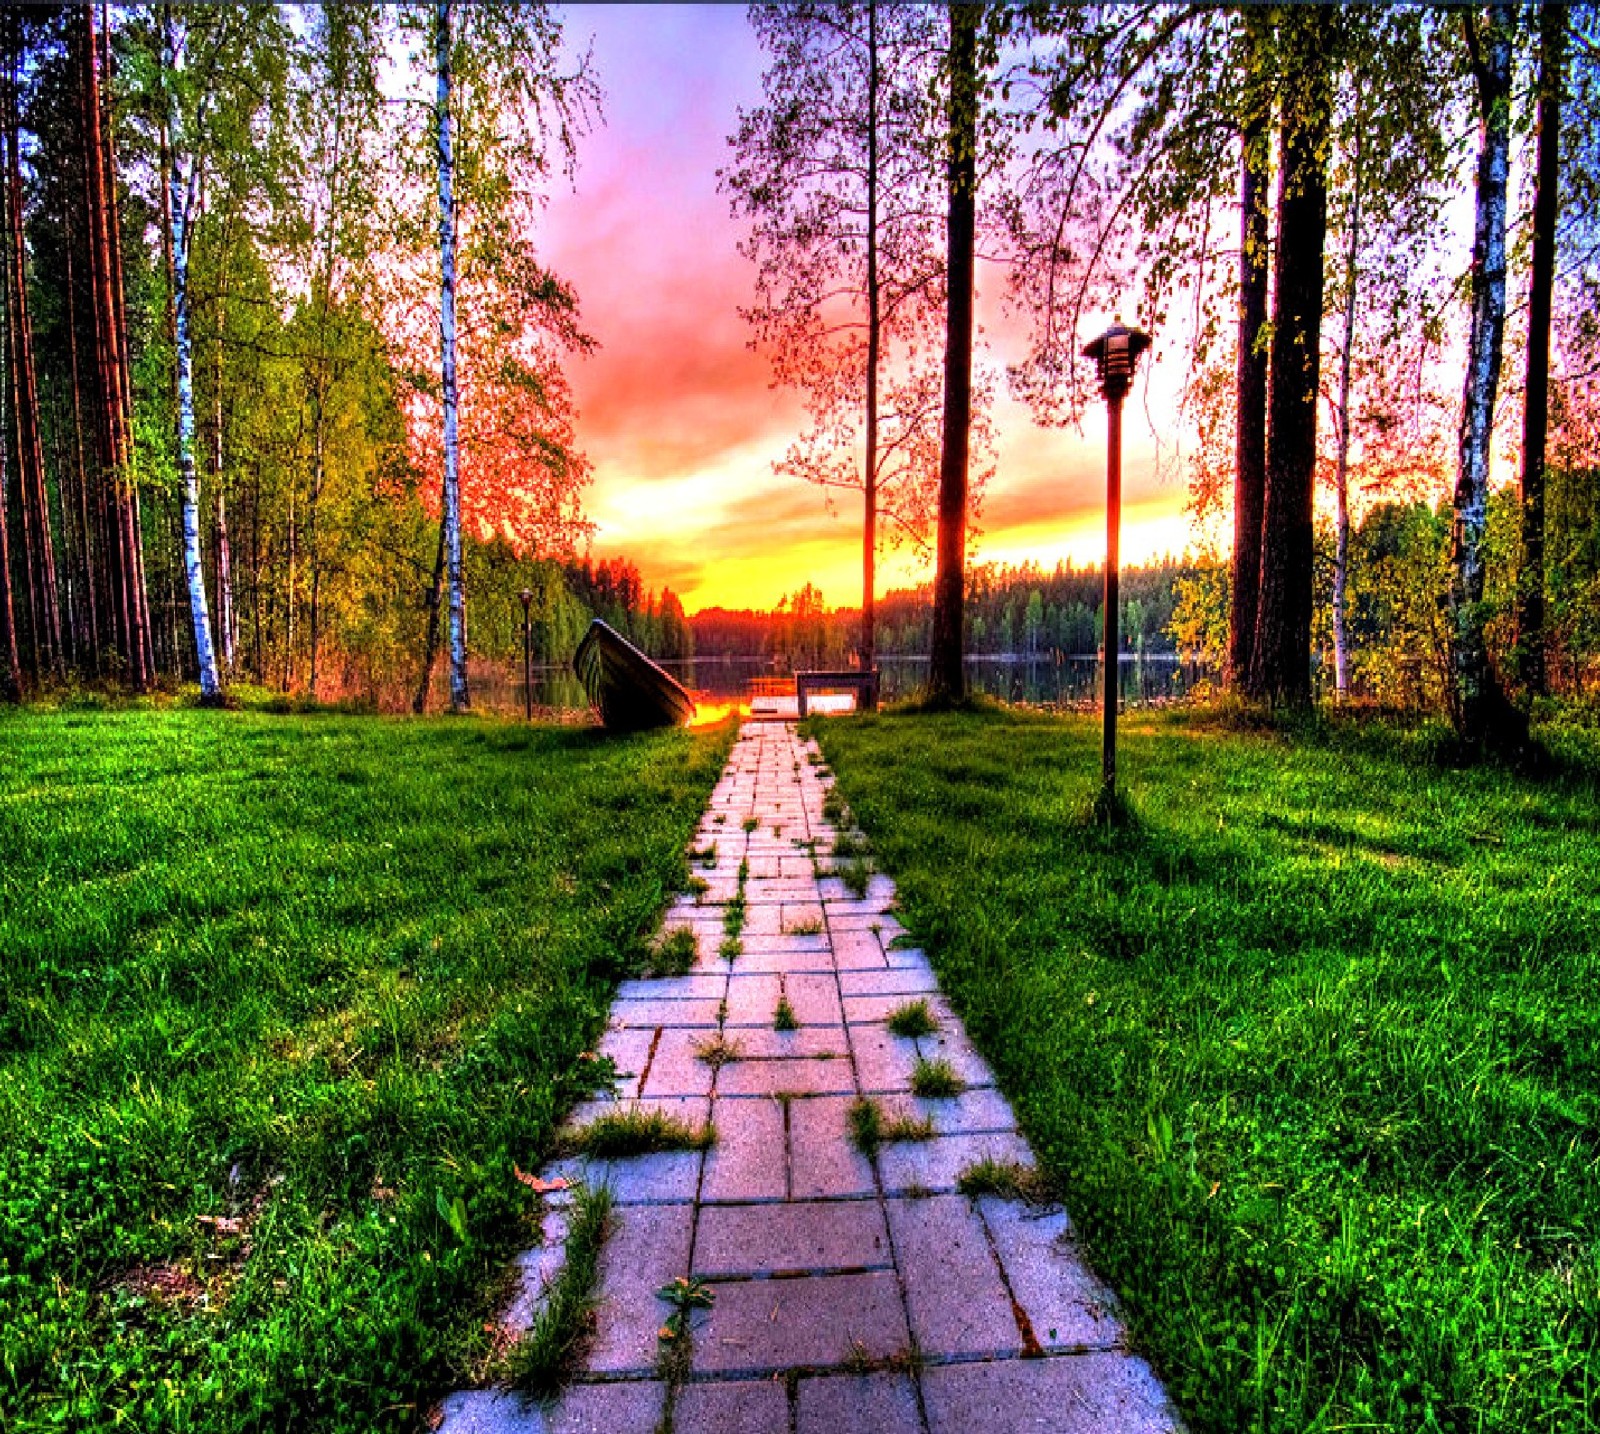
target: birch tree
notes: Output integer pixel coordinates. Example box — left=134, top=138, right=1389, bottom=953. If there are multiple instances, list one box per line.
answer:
left=1449, top=3, right=1517, bottom=742
left=726, top=2, right=963, bottom=669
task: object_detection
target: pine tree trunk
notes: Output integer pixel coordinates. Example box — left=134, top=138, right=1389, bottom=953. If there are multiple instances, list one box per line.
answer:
left=164, top=12, right=222, bottom=702
left=1249, top=7, right=1333, bottom=708
left=927, top=2, right=978, bottom=706
left=0, top=243, right=16, bottom=698
left=63, top=230, right=100, bottom=673
left=1229, top=9, right=1271, bottom=692
left=6, top=27, right=62, bottom=678
left=1450, top=4, right=1514, bottom=742
left=1333, top=122, right=1363, bottom=700
left=862, top=0, right=879, bottom=672
left=437, top=1, right=468, bottom=712
left=1517, top=2, right=1563, bottom=698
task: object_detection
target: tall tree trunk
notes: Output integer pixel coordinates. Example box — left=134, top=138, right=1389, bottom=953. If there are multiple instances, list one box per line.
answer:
left=6, top=26, right=62, bottom=678
left=861, top=0, right=879, bottom=672
left=1332, top=117, right=1363, bottom=700
left=414, top=496, right=447, bottom=714
left=1450, top=4, right=1515, bottom=742
left=1229, top=8, right=1271, bottom=692
left=0, top=244, right=16, bottom=699
left=436, top=1, right=468, bottom=712
left=63, top=231, right=100, bottom=673
left=81, top=3, right=145, bottom=688
left=1249, top=7, right=1333, bottom=707
left=927, top=2, right=978, bottom=705
left=1517, top=2, right=1564, bottom=699
left=308, top=408, right=324, bottom=696
left=164, top=12, right=222, bottom=702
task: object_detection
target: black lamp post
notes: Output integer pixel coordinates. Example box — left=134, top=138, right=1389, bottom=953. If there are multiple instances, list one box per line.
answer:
left=519, top=588, right=534, bottom=722
left=1081, top=322, right=1151, bottom=799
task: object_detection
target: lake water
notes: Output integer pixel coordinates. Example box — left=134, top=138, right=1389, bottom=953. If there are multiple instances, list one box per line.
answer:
left=453, top=653, right=1210, bottom=718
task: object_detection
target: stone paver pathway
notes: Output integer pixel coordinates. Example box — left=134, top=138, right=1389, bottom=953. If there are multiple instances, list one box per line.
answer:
left=439, top=722, right=1180, bottom=1433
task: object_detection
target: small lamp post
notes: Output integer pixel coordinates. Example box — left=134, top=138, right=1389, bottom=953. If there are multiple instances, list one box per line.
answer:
left=1081, top=322, right=1151, bottom=800
left=518, top=588, right=534, bottom=722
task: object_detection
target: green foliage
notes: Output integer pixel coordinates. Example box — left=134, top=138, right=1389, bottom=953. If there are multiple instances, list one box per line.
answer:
left=909, top=1058, right=964, bottom=1099
left=646, top=928, right=698, bottom=978
left=560, top=1109, right=715, bottom=1159
left=0, top=708, right=731, bottom=1432
left=885, top=999, right=939, bottom=1039
left=955, top=1159, right=1053, bottom=1205
left=819, top=706, right=1600, bottom=1434
left=773, top=997, right=800, bottom=1032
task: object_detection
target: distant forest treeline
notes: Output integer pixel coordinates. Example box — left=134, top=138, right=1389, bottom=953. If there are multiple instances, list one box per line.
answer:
left=689, top=560, right=1196, bottom=668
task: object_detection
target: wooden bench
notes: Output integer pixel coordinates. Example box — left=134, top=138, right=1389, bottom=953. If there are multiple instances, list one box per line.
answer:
left=795, top=669, right=879, bottom=717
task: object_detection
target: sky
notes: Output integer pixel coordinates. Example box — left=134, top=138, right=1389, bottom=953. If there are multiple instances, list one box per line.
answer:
left=540, top=4, right=1196, bottom=614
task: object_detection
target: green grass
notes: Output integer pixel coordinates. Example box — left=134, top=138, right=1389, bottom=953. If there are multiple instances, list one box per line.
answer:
left=813, top=705, right=1600, bottom=1434
left=0, top=706, right=733, bottom=1433
left=956, top=1158, right=1052, bottom=1204
left=910, top=1057, right=964, bottom=1098
left=559, top=1108, right=715, bottom=1157
left=773, top=997, right=800, bottom=1032
left=886, top=999, right=939, bottom=1039
left=846, top=1096, right=934, bottom=1155
left=502, top=1183, right=612, bottom=1395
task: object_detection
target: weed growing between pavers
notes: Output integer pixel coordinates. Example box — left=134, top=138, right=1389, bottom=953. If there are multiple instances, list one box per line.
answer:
left=886, top=999, right=940, bottom=1039
left=559, top=1109, right=715, bottom=1158
left=813, top=705, right=1600, bottom=1433
left=773, top=996, right=800, bottom=1031
left=720, top=858, right=749, bottom=961
left=646, top=927, right=699, bottom=977
left=784, top=914, right=824, bottom=936
left=691, top=843, right=718, bottom=868
left=956, top=1159, right=1052, bottom=1205
left=837, top=858, right=872, bottom=897
left=503, top=1185, right=613, bottom=1396
left=742, top=816, right=760, bottom=833
left=652, top=1276, right=714, bottom=1433
left=910, top=1058, right=964, bottom=1098
left=693, top=1034, right=743, bottom=1069
left=684, top=875, right=710, bottom=900
left=847, top=1097, right=935, bottom=1155
left=0, top=708, right=733, bottom=1433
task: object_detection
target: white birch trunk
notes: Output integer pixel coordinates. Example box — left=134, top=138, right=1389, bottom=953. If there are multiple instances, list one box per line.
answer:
left=1450, top=4, right=1512, bottom=739
left=437, top=0, right=468, bottom=712
left=166, top=14, right=222, bottom=701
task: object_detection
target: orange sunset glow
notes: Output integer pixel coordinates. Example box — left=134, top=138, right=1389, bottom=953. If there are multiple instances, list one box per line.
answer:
left=540, top=5, right=1194, bottom=613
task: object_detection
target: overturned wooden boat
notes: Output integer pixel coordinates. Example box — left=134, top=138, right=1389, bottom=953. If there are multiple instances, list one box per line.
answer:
left=573, top=618, right=695, bottom=731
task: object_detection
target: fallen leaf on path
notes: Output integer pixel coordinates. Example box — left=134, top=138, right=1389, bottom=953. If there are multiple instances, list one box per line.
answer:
left=513, top=1164, right=569, bottom=1194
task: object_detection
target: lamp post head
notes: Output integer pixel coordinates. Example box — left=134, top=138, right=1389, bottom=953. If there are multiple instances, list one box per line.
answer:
left=519, top=588, right=533, bottom=612
left=1082, top=323, right=1151, bottom=402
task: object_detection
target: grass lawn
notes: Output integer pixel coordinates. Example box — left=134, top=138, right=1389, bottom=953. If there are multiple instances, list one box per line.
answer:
left=0, top=705, right=732, bottom=1433
left=812, top=705, right=1599, bottom=1434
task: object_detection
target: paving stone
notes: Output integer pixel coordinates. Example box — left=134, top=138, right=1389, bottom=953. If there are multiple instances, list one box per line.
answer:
left=789, top=1095, right=877, bottom=1199
left=831, top=930, right=888, bottom=971
left=695, top=1271, right=910, bottom=1374
left=847, top=1025, right=918, bottom=1094
left=838, top=967, right=940, bottom=998
left=877, top=1131, right=1035, bottom=1197
left=884, top=945, right=935, bottom=973
left=876, top=1087, right=1018, bottom=1136
left=979, top=1197, right=1125, bottom=1351
left=595, top=1027, right=654, bottom=1099
left=915, top=1028, right=997, bottom=1087
left=695, top=1200, right=890, bottom=1279
left=640, top=1030, right=716, bottom=1099
left=673, top=1379, right=790, bottom=1434
left=796, top=1373, right=922, bottom=1434
left=435, top=1382, right=666, bottom=1433
left=611, top=998, right=723, bottom=1030
left=502, top=1206, right=568, bottom=1332
left=716, top=1055, right=855, bottom=1098
left=617, top=974, right=728, bottom=1003
left=783, top=973, right=844, bottom=1025
left=724, top=974, right=784, bottom=1026
left=736, top=935, right=834, bottom=970
left=732, top=1025, right=849, bottom=1059
left=920, top=1353, right=1181, bottom=1433
left=843, top=991, right=956, bottom=1027
left=588, top=1204, right=694, bottom=1375
left=741, top=878, right=822, bottom=905
left=544, top=1150, right=703, bottom=1205
left=886, top=1194, right=1019, bottom=1357
left=701, top=1096, right=787, bottom=1202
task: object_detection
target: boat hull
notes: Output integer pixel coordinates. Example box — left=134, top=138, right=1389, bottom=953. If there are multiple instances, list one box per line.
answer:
left=573, top=619, right=695, bottom=731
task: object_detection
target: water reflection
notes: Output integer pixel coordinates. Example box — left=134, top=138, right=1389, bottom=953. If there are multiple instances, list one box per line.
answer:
left=452, top=653, right=1208, bottom=718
